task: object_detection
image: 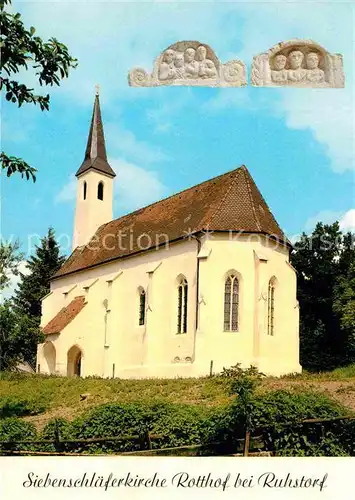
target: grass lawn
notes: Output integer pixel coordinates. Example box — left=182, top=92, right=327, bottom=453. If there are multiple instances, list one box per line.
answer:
left=1, top=365, right=355, bottom=429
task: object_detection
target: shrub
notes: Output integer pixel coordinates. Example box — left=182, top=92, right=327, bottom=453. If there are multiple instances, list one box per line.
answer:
left=253, top=390, right=354, bottom=456
left=40, top=418, right=74, bottom=452
left=70, top=401, right=210, bottom=454
left=0, top=418, right=37, bottom=452
left=204, top=389, right=354, bottom=456
left=148, top=402, right=209, bottom=449
left=0, top=397, right=47, bottom=417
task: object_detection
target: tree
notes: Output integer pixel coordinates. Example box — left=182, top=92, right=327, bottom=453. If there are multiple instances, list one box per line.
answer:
left=333, top=262, right=355, bottom=358
left=291, top=222, right=355, bottom=370
left=13, top=228, right=65, bottom=319
left=0, top=240, right=24, bottom=290
left=0, top=301, right=43, bottom=370
left=1, top=228, right=64, bottom=370
left=0, top=0, right=77, bottom=181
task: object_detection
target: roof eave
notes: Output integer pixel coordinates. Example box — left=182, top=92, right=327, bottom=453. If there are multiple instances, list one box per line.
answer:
left=52, top=229, right=291, bottom=281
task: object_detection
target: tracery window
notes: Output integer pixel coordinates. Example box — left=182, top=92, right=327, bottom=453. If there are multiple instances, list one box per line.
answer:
left=267, top=278, right=276, bottom=336
left=139, top=288, right=146, bottom=326
left=224, top=274, right=239, bottom=331
left=177, top=277, right=188, bottom=334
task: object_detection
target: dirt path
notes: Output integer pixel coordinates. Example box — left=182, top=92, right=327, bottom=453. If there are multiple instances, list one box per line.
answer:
left=264, top=379, right=355, bottom=412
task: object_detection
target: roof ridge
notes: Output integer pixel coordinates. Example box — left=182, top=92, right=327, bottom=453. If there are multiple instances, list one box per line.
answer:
left=103, top=165, right=245, bottom=228
left=242, top=166, right=262, bottom=232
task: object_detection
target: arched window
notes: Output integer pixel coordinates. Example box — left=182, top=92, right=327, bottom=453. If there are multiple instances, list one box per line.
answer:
left=97, top=181, right=104, bottom=200
left=83, top=181, right=87, bottom=200
left=224, top=274, right=239, bottom=331
left=177, top=277, right=188, bottom=334
left=267, top=278, right=276, bottom=336
left=139, top=288, right=146, bottom=326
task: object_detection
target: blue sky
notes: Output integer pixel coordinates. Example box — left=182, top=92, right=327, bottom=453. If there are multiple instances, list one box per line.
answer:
left=2, top=0, right=355, bottom=267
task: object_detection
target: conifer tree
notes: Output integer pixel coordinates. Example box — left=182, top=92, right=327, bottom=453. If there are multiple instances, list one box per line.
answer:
left=13, top=228, right=65, bottom=320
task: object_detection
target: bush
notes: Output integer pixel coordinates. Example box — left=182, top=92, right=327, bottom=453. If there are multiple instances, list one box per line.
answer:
left=1, top=389, right=353, bottom=457
left=147, top=402, right=210, bottom=449
left=40, top=418, right=74, bottom=452
left=0, top=418, right=37, bottom=452
left=204, top=389, right=354, bottom=456
left=69, top=401, right=212, bottom=454
left=0, top=397, right=47, bottom=417
left=250, top=390, right=349, bottom=456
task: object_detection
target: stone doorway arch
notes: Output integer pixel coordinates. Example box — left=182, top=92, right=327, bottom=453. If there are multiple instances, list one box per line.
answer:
left=43, top=341, right=56, bottom=374
left=67, top=345, right=83, bottom=377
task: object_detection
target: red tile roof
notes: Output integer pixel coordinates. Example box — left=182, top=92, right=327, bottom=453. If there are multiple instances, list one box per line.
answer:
left=42, top=296, right=87, bottom=335
left=53, top=165, right=289, bottom=280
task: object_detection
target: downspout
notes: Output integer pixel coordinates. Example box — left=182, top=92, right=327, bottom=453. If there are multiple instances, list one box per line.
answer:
left=192, top=234, right=202, bottom=363
left=103, top=297, right=110, bottom=377
left=141, top=275, right=151, bottom=366
left=142, top=262, right=161, bottom=365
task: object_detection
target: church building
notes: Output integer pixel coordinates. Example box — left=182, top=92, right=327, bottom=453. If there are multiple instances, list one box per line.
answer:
left=37, top=92, right=301, bottom=378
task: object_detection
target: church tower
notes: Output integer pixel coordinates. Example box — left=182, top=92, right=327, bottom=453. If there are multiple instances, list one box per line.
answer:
left=73, top=88, right=116, bottom=249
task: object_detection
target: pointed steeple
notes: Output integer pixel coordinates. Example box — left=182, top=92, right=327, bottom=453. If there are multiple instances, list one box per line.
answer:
left=75, top=87, right=116, bottom=177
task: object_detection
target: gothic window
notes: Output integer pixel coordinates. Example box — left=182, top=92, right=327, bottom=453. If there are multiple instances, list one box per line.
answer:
left=224, top=274, right=239, bottom=331
left=97, top=181, right=104, bottom=200
left=83, top=181, right=87, bottom=200
left=139, top=288, right=146, bottom=326
left=177, top=277, right=188, bottom=334
left=267, top=278, right=276, bottom=336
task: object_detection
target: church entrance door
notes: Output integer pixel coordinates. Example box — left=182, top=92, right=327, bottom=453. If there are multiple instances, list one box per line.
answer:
left=67, top=345, right=83, bottom=377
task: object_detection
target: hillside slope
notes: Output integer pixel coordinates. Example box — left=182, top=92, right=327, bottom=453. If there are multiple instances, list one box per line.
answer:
left=1, top=365, right=355, bottom=430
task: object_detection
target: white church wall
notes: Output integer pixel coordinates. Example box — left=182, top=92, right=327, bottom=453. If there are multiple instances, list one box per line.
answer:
left=256, top=255, right=300, bottom=376
left=196, top=234, right=258, bottom=375
left=195, top=233, right=301, bottom=376
left=39, top=232, right=300, bottom=378
left=42, top=238, right=198, bottom=378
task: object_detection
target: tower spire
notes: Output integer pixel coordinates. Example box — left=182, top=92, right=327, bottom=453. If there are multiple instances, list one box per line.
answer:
left=75, top=88, right=116, bottom=178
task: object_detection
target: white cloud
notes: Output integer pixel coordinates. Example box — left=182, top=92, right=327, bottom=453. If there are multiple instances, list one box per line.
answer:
left=234, top=2, right=355, bottom=173
left=305, top=208, right=355, bottom=232
left=112, top=159, right=167, bottom=213
left=54, top=174, right=76, bottom=204
left=203, top=88, right=252, bottom=113
left=339, top=209, right=355, bottom=231
left=279, top=89, right=354, bottom=173
left=1, top=260, right=29, bottom=302
left=305, top=210, right=342, bottom=231
left=106, top=124, right=169, bottom=164
left=15, top=1, right=355, bottom=173
left=16, top=2, right=241, bottom=105
left=146, top=93, right=193, bottom=134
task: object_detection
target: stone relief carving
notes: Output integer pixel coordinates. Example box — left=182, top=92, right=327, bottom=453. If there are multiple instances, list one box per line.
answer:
left=129, top=41, right=247, bottom=87
left=251, top=39, right=344, bottom=88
